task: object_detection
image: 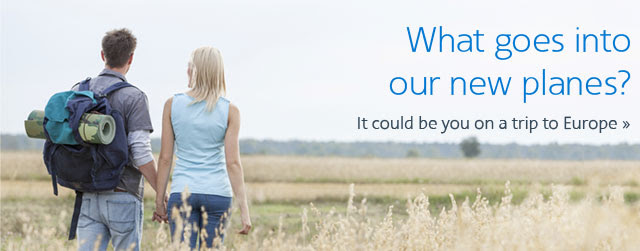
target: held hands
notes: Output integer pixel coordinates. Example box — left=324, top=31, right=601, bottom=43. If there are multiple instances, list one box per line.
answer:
left=153, top=193, right=169, bottom=223
left=152, top=211, right=168, bottom=223
left=152, top=193, right=252, bottom=235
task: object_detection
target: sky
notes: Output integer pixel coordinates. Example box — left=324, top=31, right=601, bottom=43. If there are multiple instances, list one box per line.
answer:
left=1, top=0, right=638, bottom=145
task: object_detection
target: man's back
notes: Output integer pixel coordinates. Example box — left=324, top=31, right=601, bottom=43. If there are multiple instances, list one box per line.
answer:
left=73, top=69, right=153, bottom=199
left=74, top=70, right=154, bottom=251
left=74, top=28, right=158, bottom=251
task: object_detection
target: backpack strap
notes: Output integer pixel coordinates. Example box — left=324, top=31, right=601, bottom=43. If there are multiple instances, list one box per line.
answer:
left=98, top=82, right=135, bottom=97
left=78, top=78, right=92, bottom=91
left=44, top=141, right=59, bottom=196
left=68, top=191, right=83, bottom=240
left=77, top=78, right=134, bottom=96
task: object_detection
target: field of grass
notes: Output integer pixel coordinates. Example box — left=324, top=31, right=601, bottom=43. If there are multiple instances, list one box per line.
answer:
left=1, top=151, right=640, bottom=250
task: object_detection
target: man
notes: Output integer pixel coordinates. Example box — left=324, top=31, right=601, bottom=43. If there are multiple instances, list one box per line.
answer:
left=75, top=28, right=160, bottom=251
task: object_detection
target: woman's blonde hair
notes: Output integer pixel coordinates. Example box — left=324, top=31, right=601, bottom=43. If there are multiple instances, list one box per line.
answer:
left=188, top=46, right=226, bottom=111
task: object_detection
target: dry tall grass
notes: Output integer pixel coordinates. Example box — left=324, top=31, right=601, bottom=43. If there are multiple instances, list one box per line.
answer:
left=238, top=184, right=640, bottom=250
left=244, top=156, right=640, bottom=185
left=2, top=152, right=640, bottom=250
left=3, top=183, right=640, bottom=250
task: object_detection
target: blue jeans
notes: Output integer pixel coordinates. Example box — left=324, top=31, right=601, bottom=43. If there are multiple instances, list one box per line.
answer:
left=167, top=193, right=232, bottom=250
left=76, top=191, right=143, bottom=251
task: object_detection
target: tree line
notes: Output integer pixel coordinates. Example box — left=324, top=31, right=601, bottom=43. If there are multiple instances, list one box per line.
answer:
left=1, top=134, right=638, bottom=160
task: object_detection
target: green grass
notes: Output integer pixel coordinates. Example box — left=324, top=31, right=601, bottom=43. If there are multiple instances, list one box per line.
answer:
left=0, top=171, right=601, bottom=188
left=569, top=176, right=587, bottom=186
left=286, top=177, right=548, bottom=186
left=624, top=192, right=640, bottom=204
left=623, top=180, right=639, bottom=187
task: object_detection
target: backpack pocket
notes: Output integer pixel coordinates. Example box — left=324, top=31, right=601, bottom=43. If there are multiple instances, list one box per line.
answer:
left=52, top=145, right=95, bottom=190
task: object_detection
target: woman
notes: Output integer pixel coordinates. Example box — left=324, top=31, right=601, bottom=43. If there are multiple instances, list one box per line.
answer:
left=154, top=46, right=251, bottom=249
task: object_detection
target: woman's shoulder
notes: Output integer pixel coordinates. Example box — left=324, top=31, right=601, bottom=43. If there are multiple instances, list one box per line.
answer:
left=227, top=101, right=239, bottom=117
left=165, top=96, right=174, bottom=104
left=218, top=96, right=230, bottom=104
left=171, top=93, right=191, bottom=104
left=218, top=97, right=231, bottom=113
left=173, top=93, right=189, bottom=98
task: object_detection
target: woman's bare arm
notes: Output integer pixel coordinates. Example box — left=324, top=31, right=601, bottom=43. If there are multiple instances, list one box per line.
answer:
left=155, top=97, right=175, bottom=219
left=225, top=103, right=252, bottom=234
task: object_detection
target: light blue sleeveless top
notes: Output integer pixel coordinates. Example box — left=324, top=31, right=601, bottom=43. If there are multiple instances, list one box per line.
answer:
left=170, top=93, right=232, bottom=197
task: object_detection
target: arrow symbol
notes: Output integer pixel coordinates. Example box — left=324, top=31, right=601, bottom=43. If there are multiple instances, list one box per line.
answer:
left=623, top=121, right=630, bottom=129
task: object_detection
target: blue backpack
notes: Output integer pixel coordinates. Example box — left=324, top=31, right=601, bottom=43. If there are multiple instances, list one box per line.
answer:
left=42, top=78, right=133, bottom=240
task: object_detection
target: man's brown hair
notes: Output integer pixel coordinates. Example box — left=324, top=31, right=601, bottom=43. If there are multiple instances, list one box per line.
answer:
left=102, top=28, right=137, bottom=68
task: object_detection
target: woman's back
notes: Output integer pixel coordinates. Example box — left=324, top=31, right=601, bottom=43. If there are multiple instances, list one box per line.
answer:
left=170, top=93, right=232, bottom=197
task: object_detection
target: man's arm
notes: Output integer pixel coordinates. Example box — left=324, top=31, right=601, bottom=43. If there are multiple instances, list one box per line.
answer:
left=125, top=90, right=158, bottom=191
left=129, top=130, right=158, bottom=191
left=139, top=160, right=158, bottom=191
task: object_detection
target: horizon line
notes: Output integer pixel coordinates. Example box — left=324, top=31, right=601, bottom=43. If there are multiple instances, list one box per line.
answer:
left=1, top=133, right=638, bottom=147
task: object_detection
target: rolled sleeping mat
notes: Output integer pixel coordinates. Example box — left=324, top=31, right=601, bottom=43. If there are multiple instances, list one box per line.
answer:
left=24, top=110, right=46, bottom=139
left=24, top=110, right=116, bottom=145
left=77, top=113, right=116, bottom=144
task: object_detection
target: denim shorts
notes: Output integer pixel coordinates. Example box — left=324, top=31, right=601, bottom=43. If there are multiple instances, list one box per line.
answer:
left=167, top=193, right=232, bottom=250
